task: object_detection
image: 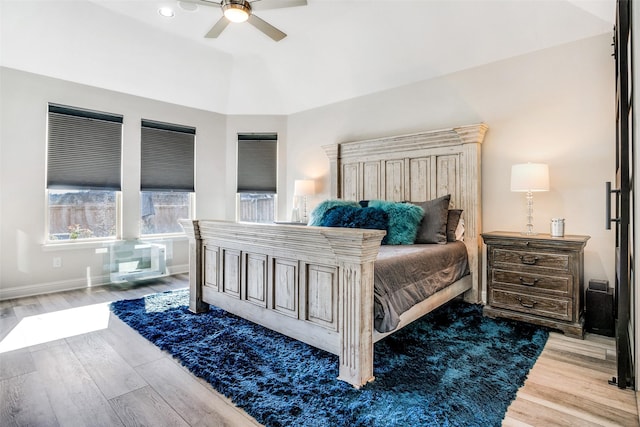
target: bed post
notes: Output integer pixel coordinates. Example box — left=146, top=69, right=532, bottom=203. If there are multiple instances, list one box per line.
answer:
left=322, top=143, right=340, bottom=198
left=179, top=219, right=209, bottom=313
left=337, top=261, right=376, bottom=387
left=323, top=230, right=384, bottom=387
left=455, top=124, right=487, bottom=304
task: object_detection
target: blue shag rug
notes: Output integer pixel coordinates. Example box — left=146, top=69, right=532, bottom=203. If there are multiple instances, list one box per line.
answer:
left=110, top=289, right=548, bottom=427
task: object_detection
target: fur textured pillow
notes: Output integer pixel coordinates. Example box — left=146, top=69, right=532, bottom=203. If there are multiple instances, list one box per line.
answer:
left=320, top=206, right=389, bottom=231
left=308, top=199, right=360, bottom=226
left=411, top=195, right=451, bottom=244
left=368, top=200, right=424, bottom=245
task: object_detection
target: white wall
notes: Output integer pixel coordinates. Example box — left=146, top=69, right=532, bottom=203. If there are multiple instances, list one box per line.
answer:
left=0, top=32, right=616, bottom=299
left=0, top=67, right=227, bottom=298
left=286, top=34, right=616, bottom=290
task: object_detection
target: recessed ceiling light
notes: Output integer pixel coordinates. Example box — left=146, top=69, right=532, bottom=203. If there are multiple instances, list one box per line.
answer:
left=158, top=7, right=175, bottom=18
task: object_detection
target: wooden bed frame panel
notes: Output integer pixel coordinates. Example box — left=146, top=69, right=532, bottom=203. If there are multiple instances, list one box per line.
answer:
left=180, top=123, right=487, bottom=388
left=323, top=123, right=486, bottom=304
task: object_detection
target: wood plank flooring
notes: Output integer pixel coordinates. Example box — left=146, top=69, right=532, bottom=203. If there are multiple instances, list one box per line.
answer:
left=503, top=333, right=639, bottom=426
left=1, top=274, right=637, bottom=426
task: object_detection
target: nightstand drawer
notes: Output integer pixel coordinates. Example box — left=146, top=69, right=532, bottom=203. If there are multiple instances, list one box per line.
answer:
left=492, top=269, right=571, bottom=295
left=492, top=248, right=569, bottom=272
left=490, top=288, right=571, bottom=321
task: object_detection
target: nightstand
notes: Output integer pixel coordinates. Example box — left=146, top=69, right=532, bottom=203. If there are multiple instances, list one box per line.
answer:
left=482, top=231, right=590, bottom=338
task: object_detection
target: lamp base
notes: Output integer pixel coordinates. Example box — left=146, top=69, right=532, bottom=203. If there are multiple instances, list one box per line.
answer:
left=521, top=192, right=538, bottom=236
left=291, top=207, right=300, bottom=223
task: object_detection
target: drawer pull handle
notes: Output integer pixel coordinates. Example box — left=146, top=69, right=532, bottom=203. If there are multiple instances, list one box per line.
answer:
left=519, top=277, right=539, bottom=286
left=519, top=255, right=539, bottom=265
left=516, top=297, right=537, bottom=309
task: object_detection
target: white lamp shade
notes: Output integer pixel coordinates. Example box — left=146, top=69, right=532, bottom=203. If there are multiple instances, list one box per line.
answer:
left=510, top=163, right=549, bottom=192
left=294, top=179, right=315, bottom=196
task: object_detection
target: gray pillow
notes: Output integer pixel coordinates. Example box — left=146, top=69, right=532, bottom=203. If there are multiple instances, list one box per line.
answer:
left=411, top=194, right=451, bottom=244
left=446, top=209, right=463, bottom=242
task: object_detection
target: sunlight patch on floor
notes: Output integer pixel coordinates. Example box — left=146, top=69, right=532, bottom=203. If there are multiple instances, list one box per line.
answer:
left=0, top=303, right=110, bottom=353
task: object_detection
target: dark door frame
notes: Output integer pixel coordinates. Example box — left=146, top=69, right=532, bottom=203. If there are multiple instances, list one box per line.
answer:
left=611, top=0, right=634, bottom=390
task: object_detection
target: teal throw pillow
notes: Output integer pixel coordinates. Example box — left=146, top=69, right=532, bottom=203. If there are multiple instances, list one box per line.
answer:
left=368, top=200, right=424, bottom=245
left=308, top=199, right=360, bottom=226
left=319, top=205, right=389, bottom=231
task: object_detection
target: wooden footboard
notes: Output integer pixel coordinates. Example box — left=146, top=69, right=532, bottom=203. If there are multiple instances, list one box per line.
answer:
left=180, top=219, right=386, bottom=387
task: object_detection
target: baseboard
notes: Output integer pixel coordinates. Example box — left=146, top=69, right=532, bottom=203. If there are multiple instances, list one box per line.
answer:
left=166, top=264, right=189, bottom=277
left=0, top=275, right=111, bottom=300
left=0, top=264, right=189, bottom=301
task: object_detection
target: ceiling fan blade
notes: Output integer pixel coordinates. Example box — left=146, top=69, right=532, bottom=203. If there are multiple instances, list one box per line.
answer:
left=205, top=16, right=230, bottom=38
left=179, top=0, right=222, bottom=8
left=250, top=0, right=307, bottom=11
left=247, top=14, right=286, bottom=41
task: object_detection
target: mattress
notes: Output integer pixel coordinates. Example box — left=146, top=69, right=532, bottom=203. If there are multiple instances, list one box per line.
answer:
left=374, top=241, right=470, bottom=333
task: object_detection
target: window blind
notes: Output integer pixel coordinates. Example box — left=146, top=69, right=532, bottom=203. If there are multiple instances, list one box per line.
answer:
left=47, top=104, right=123, bottom=190
left=237, top=133, right=277, bottom=193
left=140, top=120, right=196, bottom=192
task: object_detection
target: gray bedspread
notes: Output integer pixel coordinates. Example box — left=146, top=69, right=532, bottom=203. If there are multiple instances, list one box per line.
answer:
left=374, top=241, right=470, bottom=333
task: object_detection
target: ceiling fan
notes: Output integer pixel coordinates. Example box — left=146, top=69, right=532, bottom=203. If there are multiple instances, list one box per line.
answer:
left=179, top=0, right=307, bottom=41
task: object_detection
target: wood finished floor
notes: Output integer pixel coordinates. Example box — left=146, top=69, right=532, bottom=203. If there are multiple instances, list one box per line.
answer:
left=1, top=275, right=638, bottom=426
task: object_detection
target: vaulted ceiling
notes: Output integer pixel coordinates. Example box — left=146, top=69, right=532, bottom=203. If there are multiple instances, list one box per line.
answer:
left=0, top=0, right=614, bottom=115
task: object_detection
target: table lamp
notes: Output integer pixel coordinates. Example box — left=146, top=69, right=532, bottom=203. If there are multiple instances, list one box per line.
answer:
left=294, top=179, right=315, bottom=223
left=511, top=163, right=549, bottom=235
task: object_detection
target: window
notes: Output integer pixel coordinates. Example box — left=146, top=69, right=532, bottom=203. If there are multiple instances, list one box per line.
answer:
left=141, top=191, right=191, bottom=235
left=48, top=190, right=117, bottom=240
left=46, top=104, right=122, bottom=241
left=237, top=133, right=277, bottom=223
left=140, top=119, right=195, bottom=235
left=238, top=193, right=277, bottom=223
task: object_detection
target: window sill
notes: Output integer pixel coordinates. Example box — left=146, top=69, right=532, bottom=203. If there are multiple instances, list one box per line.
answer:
left=140, top=233, right=188, bottom=241
left=42, top=234, right=188, bottom=252
left=42, top=239, right=116, bottom=252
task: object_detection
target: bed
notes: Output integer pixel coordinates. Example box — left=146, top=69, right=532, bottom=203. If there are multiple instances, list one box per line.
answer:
left=180, top=123, right=487, bottom=387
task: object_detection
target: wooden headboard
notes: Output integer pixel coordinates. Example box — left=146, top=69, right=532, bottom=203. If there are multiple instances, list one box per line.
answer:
left=322, top=123, right=488, bottom=303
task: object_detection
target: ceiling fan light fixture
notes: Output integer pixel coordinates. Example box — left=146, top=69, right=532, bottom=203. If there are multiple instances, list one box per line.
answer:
left=222, top=0, right=251, bottom=23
